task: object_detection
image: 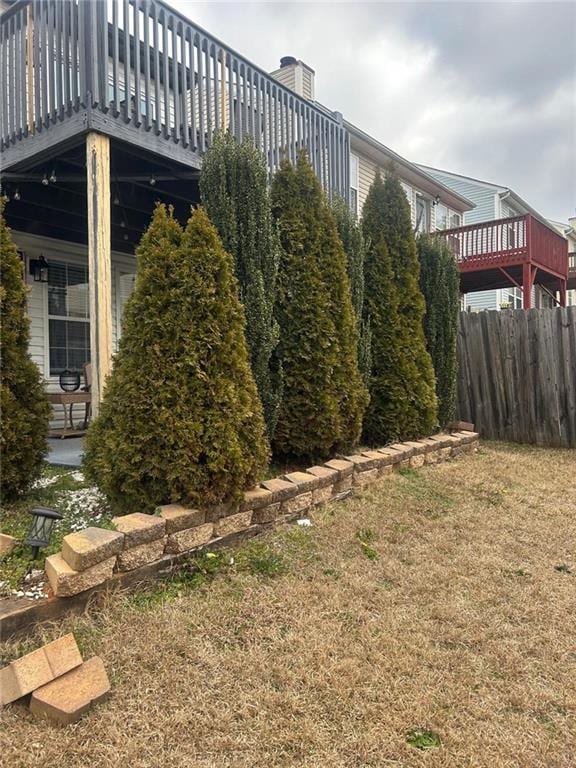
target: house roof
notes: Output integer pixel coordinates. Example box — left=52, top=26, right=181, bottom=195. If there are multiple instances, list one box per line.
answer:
left=416, top=164, right=556, bottom=231
left=346, top=124, right=474, bottom=212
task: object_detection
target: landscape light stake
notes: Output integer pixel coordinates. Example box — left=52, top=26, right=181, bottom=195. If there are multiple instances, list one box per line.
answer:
left=26, top=507, right=63, bottom=560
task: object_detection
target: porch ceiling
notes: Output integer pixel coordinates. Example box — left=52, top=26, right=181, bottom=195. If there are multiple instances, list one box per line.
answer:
left=2, top=137, right=200, bottom=253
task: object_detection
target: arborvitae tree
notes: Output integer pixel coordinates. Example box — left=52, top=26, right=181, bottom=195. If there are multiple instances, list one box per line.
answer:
left=270, top=153, right=367, bottom=459
left=417, top=234, right=460, bottom=427
left=84, top=204, right=269, bottom=514
left=331, top=195, right=372, bottom=384
left=200, top=131, right=281, bottom=439
left=0, top=199, right=50, bottom=500
left=362, top=171, right=437, bottom=443
left=381, top=170, right=437, bottom=436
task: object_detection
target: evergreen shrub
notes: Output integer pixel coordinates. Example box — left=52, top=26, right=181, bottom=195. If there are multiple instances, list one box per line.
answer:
left=417, top=234, right=460, bottom=427
left=0, top=199, right=50, bottom=501
left=83, top=204, right=269, bottom=513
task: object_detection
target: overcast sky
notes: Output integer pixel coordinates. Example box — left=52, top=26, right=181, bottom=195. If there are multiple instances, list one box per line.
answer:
left=173, top=1, right=576, bottom=223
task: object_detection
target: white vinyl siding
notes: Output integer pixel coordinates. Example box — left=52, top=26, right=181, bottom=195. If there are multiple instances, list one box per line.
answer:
left=14, top=231, right=135, bottom=430
left=357, top=153, right=420, bottom=228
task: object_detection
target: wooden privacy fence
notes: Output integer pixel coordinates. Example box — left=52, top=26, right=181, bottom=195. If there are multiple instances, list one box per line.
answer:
left=457, top=307, right=576, bottom=448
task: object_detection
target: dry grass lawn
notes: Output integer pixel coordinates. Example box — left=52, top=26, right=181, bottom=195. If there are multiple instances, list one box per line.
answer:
left=1, top=442, right=575, bottom=768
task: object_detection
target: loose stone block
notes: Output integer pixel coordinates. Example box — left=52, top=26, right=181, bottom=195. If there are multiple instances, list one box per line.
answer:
left=261, top=478, right=298, bottom=502
left=61, top=527, right=124, bottom=571
left=165, top=523, right=214, bottom=554
left=112, top=512, right=166, bottom=547
left=157, top=504, right=205, bottom=534
left=306, top=465, right=338, bottom=487
left=312, top=485, right=334, bottom=505
left=241, top=487, right=274, bottom=512
left=116, top=539, right=165, bottom=572
left=283, top=471, right=319, bottom=491
left=448, top=420, right=475, bottom=432
left=281, top=491, right=313, bottom=517
left=215, top=510, right=253, bottom=537
left=252, top=502, right=282, bottom=525
left=353, top=468, right=379, bottom=487
left=30, top=657, right=110, bottom=725
left=324, top=458, right=354, bottom=479
left=0, top=533, right=17, bottom=557
left=45, top=553, right=116, bottom=598
left=0, top=634, right=82, bottom=705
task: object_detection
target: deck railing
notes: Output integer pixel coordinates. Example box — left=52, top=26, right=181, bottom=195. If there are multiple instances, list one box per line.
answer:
left=437, top=214, right=568, bottom=278
left=0, top=0, right=349, bottom=195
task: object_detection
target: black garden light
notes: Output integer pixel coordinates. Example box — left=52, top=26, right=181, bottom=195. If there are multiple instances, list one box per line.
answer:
left=29, top=254, right=49, bottom=282
left=59, top=369, right=81, bottom=392
left=26, top=507, right=64, bottom=560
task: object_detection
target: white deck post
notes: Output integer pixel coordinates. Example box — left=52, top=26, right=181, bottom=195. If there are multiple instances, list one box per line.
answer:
left=86, top=132, right=112, bottom=418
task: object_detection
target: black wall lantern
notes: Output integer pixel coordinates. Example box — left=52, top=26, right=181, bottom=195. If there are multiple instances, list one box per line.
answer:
left=29, top=254, right=49, bottom=283
left=59, top=369, right=81, bottom=392
left=26, top=507, right=64, bottom=559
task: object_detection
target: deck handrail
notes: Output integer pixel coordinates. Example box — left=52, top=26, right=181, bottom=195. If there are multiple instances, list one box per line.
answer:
left=436, top=214, right=568, bottom=278
left=0, top=0, right=349, bottom=196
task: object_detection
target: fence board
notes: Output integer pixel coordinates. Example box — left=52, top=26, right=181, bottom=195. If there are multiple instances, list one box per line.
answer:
left=457, top=308, right=576, bottom=448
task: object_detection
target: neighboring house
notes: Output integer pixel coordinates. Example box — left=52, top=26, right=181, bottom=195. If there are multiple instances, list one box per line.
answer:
left=417, top=166, right=569, bottom=310
left=549, top=218, right=576, bottom=306
left=270, top=58, right=473, bottom=229
left=0, top=0, right=474, bottom=432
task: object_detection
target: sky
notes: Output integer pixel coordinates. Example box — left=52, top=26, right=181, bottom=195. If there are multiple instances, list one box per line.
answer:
left=172, top=0, right=576, bottom=223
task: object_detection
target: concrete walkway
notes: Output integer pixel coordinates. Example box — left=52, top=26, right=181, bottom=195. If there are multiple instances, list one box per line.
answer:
left=47, top=437, right=84, bottom=467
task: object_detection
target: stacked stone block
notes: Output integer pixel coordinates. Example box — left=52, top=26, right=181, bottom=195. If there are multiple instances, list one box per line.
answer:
left=43, top=431, right=479, bottom=598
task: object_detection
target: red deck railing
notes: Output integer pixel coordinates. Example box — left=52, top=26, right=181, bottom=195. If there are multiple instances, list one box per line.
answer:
left=437, top=214, right=568, bottom=279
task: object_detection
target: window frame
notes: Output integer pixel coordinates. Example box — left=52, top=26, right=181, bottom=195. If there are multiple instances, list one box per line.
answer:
left=46, top=259, right=91, bottom=377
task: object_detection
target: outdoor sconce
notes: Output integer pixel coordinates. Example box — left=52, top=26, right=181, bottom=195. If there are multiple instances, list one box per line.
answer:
left=59, top=369, right=81, bottom=392
left=26, top=507, right=63, bottom=560
left=29, top=254, right=49, bottom=283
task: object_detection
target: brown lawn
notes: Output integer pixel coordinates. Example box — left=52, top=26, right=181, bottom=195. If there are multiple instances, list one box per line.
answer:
left=1, top=442, right=575, bottom=768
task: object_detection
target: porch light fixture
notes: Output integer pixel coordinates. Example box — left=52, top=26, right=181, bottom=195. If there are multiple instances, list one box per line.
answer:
left=149, top=175, right=156, bottom=186
left=13, top=188, right=21, bottom=201
left=29, top=254, right=49, bottom=282
left=49, top=169, right=57, bottom=183
left=59, top=369, right=81, bottom=392
left=113, top=193, right=120, bottom=205
left=26, top=507, right=63, bottom=560
left=41, top=174, right=49, bottom=186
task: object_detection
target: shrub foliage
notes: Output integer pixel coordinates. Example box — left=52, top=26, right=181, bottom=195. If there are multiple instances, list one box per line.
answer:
left=270, top=152, right=368, bottom=459
left=362, top=171, right=437, bottom=443
left=84, top=204, right=269, bottom=513
left=0, top=199, right=50, bottom=500
left=331, top=195, right=372, bottom=383
left=200, top=132, right=282, bottom=438
left=417, top=234, right=460, bottom=427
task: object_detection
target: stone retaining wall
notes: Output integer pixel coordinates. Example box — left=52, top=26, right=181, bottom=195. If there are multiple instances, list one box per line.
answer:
left=45, top=431, right=479, bottom=597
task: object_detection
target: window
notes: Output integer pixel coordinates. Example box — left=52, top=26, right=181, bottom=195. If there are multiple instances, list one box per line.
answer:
left=350, top=153, right=359, bottom=216
left=436, top=203, right=449, bottom=230
left=449, top=212, right=461, bottom=228
left=48, top=261, right=90, bottom=375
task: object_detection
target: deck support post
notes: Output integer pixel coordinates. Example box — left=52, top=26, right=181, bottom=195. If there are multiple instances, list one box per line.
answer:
left=522, top=262, right=533, bottom=309
left=86, top=132, right=112, bottom=419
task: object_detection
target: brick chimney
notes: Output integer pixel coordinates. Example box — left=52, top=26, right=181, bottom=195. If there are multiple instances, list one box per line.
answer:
left=270, top=56, right=315, bottom=101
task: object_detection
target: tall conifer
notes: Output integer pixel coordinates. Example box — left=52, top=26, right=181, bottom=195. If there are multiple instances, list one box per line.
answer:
left=270, top=153, right=367, bottom=459
left=331, top=195, right=372, bottom=383
left=0, top=199, right=50, bottom=500
left=200, top=132, right=281, bottom=438
left=84, top=204, right=269, bottom=513
left=362, top=171, right=437, bottom=442
left=417, top=234, right=460, bottom=427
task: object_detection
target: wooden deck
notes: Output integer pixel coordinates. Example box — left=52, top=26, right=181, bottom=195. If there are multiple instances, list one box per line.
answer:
left=436, top=215, right=569, bottom=307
